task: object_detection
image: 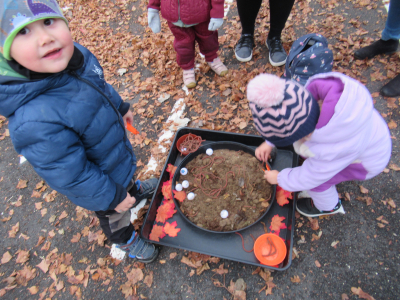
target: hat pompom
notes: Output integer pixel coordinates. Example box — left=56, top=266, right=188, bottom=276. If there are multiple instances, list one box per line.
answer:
left=247, top=74, right=286, bottom=107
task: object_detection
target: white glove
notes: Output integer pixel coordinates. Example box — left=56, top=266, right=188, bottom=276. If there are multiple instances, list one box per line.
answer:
left=208, top=18, right=224, bottom=31
left=148, top=8, right=161, bottom=33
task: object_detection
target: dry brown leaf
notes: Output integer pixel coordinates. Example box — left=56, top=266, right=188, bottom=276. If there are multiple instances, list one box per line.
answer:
left=35, top=202, right=43, bottom=210
left=144, top=271, right=153, bottom=288
left=351, top=287, right=376, bottom=300
left=16, top=179, right=28, bottom=189
left=359, top=185, right=368, bottom=194
left=16, top=250, right=30, bottom=264
left=1, top=251, right=12, bottom=264
left=27, top=286, right=39, bottom=295
left=387, top=198, right=396, bottom=208
left=41, top=208, right=48, bottom=217
left=290, top=275, right=301, bottom=283
left=35, top=236, right=45, bottom=247
left=212, top=264, right=229, bottom=275
left=59, top=211, right=68, bottom=220
left=169, top=252, right=177, bottom=259
left=36, top=259, right=50, bottom=273
left=342, top=294, right=350, bottom=300
left=196, top=263, right=210, bottom=275
left=344, top=192, right=351, bottom=201
left=315, top=260, right=321, bottom=267
left=71, top=233, right=81, bottom=243
left=9, top=222, right=19, bottom=238
left=308, top=217, right=319, bottom=230
left=31, top=190, right=42, bottom=198
left=387, top=120, right=397, bottom=129
left=388, top=163, right=400, bottom=171
left=127, top=268, right=144, bottom=285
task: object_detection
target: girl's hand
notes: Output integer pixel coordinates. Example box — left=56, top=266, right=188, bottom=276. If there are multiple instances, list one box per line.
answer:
left=122, top=110, right=133, bottom=127
left=264, top=170, right=279, bottom=185
left=115, top=193, right=136, bottom=213
left=255, top=141, right=274, bottom=162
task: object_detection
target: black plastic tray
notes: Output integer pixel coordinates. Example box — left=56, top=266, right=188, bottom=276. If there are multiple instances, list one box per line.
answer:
left=141, top=128, right=298, bottom=271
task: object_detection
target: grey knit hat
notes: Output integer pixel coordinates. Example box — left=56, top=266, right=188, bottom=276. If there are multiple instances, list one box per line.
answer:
left=1, top=0, right=68, bottom=60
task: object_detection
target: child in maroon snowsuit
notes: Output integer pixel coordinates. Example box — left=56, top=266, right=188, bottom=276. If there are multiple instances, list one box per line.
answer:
left=147, top=0, right=228, bottom=88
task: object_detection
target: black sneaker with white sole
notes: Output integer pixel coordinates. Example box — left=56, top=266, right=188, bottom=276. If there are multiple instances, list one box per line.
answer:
left=296, top=198, right=345, bottom=218
left=266, top=37, right=287, bottom=67
left=235, top=34, right=255, bottom=62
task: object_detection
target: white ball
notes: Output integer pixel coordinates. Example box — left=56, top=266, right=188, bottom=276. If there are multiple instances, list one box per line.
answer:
left=206, top=148, right=213, bottom=156
left=180, top=168, right=188, bottom=175
left=175, top=183, right=182, bottom=191
left=187, top=192, right=195, bottom=200
left=220, top=210, right=229, bottom=219
left=182, top=180, right=189, bottom=188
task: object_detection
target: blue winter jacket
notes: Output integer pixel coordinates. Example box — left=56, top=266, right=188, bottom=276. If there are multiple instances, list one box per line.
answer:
left=0, top=43, right=136, bottom=211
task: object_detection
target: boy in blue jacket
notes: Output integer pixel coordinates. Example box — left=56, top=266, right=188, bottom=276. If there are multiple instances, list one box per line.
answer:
left=0, top=0, right=159, bottom=263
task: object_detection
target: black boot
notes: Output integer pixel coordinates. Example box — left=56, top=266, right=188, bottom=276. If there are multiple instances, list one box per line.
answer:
left=354, top=39, right=398, bottom=60
left=380, top=74, right=400, bottom=97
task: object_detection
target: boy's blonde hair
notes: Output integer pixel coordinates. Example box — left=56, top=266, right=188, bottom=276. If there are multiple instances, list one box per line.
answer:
left=1, top=0, right=68, bottom=60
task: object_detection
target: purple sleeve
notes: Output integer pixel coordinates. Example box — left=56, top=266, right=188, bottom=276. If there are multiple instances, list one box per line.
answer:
left=277, top=150, right=360, bottom=192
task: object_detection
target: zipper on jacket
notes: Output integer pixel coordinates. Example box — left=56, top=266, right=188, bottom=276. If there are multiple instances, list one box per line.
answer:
left=70, top=71, right=135, bottom=162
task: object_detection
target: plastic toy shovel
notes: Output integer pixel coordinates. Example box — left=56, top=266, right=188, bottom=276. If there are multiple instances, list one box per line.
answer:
left=126, top=122, right=139, bottom=135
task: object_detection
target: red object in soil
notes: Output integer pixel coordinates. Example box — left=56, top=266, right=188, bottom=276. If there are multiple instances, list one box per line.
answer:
left=126, top=123, right=139, bottom=134
left=176, top=133, right=204, bottom=155
left=254, top=233, right=287, bottom=266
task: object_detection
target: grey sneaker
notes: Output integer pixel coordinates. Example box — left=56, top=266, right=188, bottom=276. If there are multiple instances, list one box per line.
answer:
left=235, top=34, right=255, bottom=62
left=118, top=232, right=159, bottom=263
left=266, top=37, right=287, bottom=67
left=134, top=177, right=159, bottom=203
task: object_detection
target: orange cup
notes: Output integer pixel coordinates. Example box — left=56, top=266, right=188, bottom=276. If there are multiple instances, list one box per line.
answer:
left=254, top=233, right=287, bottom=266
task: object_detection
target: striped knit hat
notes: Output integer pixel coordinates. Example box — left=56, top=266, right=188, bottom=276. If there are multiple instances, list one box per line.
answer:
left=247, top=74, right=320, bottom=147
left=1, top=0, right=68, bottom=60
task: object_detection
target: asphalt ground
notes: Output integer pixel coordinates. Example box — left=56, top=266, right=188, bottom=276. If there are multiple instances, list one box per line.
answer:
left=0, top=0, right=399, bottom=299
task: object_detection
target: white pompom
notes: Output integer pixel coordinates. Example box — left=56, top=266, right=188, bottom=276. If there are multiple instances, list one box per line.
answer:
left=180, top=168, right=188, bottom=175
left=187, top=192, right=195, bottom=200
left=182, top=180, right=189, bottom=188
left=175, top=183, right=182, bottom=191
left=220, top=210, right=229, bottom=218
left=206, top=148, right=213, bottom=156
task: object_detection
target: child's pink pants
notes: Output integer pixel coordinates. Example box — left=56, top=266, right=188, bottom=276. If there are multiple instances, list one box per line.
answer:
left=167, top=20, right=219, bottom=70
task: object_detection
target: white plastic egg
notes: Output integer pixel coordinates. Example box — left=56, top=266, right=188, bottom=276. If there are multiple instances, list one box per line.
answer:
left=187, top=192, right=195, bottom=200
left=206, top=148, right=213, bottom=156
left=180, top=168, right=188, bottom=175
left=175, top=183, right=182, bottom=191
left=182, top=180, right=189, bottom=188
left=220, top=210, right=229, bottom=219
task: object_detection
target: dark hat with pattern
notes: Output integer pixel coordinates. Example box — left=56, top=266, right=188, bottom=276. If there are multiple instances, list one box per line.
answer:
left=247, top=73, right=320, bottom=147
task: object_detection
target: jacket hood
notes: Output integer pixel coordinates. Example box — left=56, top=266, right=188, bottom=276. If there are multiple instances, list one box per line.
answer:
left=0, top=53, right=28, bottom=84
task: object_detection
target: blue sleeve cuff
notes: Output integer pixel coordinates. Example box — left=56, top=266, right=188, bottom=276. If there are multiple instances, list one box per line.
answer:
left=118, top=102, right=130, bottom=116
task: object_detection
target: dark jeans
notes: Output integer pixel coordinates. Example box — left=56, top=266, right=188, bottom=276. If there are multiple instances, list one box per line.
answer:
left=95, top=178, right=138, bottom=244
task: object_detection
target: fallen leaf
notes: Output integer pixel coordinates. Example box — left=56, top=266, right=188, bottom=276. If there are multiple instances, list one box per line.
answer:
left=388, top=163, right=400, bottom=171
left=308, top=217, right=319, bottom=230
left=270, top=215, right=287, bottom=234
left=144, top=271, right=153, bottom=288
left=342, top=294, right=350, bottom=300
left=196, top=263, right=210, bottom=275
left=27, top=286, right=39, bottom=295
left=36, top=259, right=50, bottom=273
left=9, top=222, right=19, bottom=238
left=169, top=252, right=177, bottom=259
left=59, top=211, right=68, bottom=220
left=155, top=202, right=176, bottom=223
left=41, top=208, right=47, bottom=217
left=387, top=198, right=396, bottom=208
left=331, top=240, right=340, bottom=247
left=16, top=179, right=28, bottom=189
left=35, top=202, right=43, bottom=210
left=161, top=180, right=173, bottom=201
left=1, top=251, right=12, bottom=264
left=71, top=233, right=81, bottom=243
left=315, top=260, right=321, bottom=267
left=359, top=185, right=368, bottom=194
left=149, top=224, right=165, bottom=242
left=291, top=275, right=301, bottom=283
left=351, top=287, right=376, bottom=300
left=387, top=120, right=397, bottom=129
left=212, top=264, right=229, bottom=275
left=16, top=250, right=30, bottom=264
left=173, top=190, right=186, bottom=202
left=127, top=268, right=143, bottom=285
left=276, top=186, right=292, bottom=206
left=163, top=221, right=181, bottom=237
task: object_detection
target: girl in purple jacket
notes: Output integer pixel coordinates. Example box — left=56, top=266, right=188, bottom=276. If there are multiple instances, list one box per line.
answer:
left=147, top=0, right=228, bottom=88
left=247, top=73, right=392, bottom=217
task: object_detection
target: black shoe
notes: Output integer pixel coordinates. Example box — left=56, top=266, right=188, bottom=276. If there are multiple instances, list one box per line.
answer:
left=235, top=34, right=255, bottom=62
left=135, top=177, right=158, bottom=202
left=354, top=39, right=398, bottom=60
left=266, top=37, right=287, bottom=67
left=118, top=232, right=159, bottom=263
left=380, top=74, right=400, bottom=97
left=296, top=198, right=345, bottom=218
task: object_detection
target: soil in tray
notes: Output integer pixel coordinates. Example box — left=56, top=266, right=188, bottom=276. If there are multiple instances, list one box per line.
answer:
left=178, top=149, right=273, bottom=232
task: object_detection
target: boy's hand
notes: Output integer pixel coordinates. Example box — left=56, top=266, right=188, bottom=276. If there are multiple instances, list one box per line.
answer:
left=264, top=170, right=279, bottom=185
left=255, top=141, right=274, bottom=162
left=123, top=110, right=133, bottom=127
left=115, top=194, right=136, bottom=213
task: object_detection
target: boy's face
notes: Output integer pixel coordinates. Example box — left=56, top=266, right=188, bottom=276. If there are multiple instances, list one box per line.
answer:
left=10, top=18, right=74, bottom=73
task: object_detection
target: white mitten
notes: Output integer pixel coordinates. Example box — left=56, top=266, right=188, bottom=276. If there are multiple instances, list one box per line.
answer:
left=148, top=8, right=161, bottom=33
left=208, top=18, right=224, bottom=31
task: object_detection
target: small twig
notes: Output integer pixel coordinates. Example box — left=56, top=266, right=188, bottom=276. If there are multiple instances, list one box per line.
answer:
left=236, top=232, right=256, bottom=252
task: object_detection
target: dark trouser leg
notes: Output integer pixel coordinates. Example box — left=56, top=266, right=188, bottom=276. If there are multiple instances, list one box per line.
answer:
left=236, top=0, right=263, bottom=35
left=194, top=21, right=219, bottom=63
left=268, top=0, right=295, bottom=39
left=95, top=209, right=134, bottom=244
left=168, top=22, right=196, bottom=70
